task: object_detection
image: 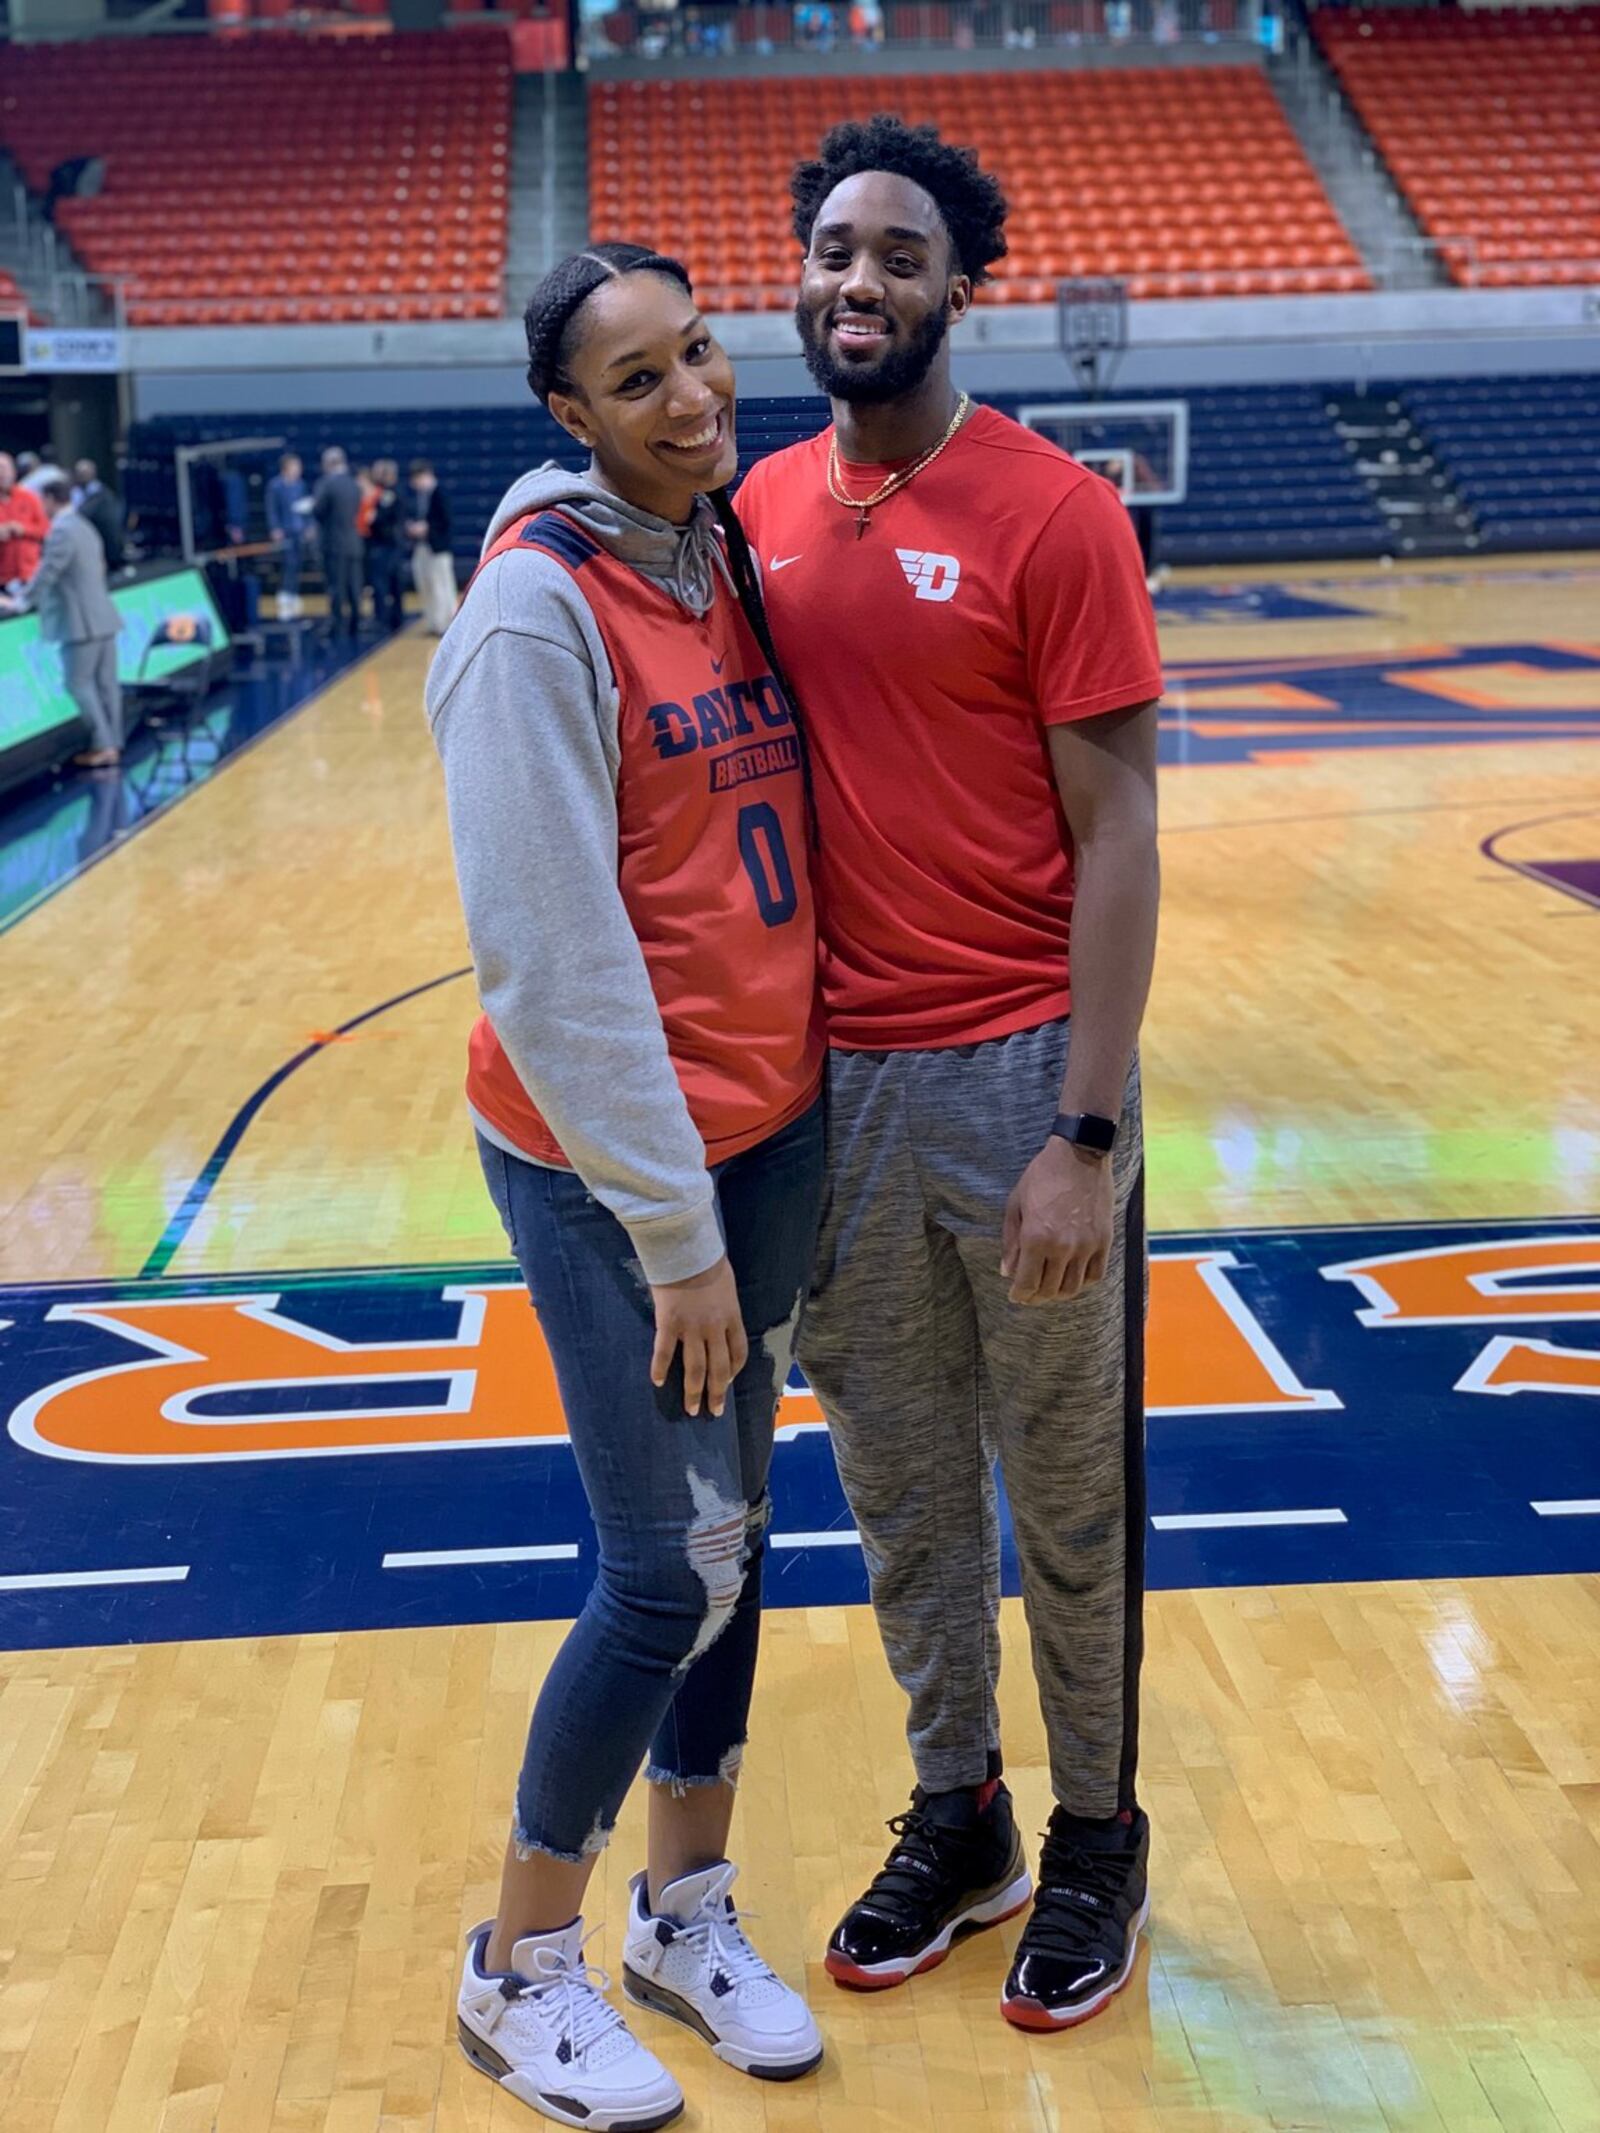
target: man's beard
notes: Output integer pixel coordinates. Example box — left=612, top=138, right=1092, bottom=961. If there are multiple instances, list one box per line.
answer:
left=796, top=297, right=951, bottom=404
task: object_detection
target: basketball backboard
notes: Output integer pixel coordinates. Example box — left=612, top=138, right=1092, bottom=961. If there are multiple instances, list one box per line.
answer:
left=1017, top=399, right=1190, bottom=507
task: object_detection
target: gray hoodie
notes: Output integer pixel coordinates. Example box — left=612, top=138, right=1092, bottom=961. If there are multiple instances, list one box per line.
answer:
left=425, top=465, right=736, bottom=1288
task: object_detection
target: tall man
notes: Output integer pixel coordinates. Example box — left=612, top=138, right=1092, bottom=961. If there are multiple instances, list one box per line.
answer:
left=736, top=117, right=1163, bottom=2033
left=25, top=478, right=124, bottom=768
left=312, top=446, right=364, bottom=637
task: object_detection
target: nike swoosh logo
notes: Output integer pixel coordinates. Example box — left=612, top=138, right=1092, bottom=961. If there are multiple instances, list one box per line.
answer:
left=769, top=556, right=803, bottom=572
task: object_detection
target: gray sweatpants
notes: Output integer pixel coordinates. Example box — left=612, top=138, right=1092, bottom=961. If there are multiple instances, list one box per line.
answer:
left=797, top=1017, right=1146, bottom=1820
left=63, top=635, right=123, bottom=754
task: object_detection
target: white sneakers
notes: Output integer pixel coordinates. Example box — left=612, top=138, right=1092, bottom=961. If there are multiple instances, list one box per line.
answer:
left=457, top=1918, right=684, bottom=2132
left=457, top=1863, right=822, bottom=2129
left=622, top=1862, right=824, bottom=2081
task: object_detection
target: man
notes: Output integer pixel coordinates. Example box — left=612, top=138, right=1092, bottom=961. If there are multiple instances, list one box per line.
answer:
left=405, top=458, right=456, bottom=635
left=737, top=115, right=1163, bottom=2034
left=72, top=459, right=126, bottom=572
left=312, top=446, right=364, bottom=637
left=0, top=451, right=49, bottom=587
left=363, top=456, right=405, bottom=632
left=265, top=450, right=312, bottom=619
left=23, top=478, right=124, bottom=769
left=18, top=448, right=69, bottom=495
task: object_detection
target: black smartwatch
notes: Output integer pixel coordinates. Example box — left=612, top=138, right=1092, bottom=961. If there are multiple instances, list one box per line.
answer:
left=1050, top=1111, right=1118, bottom=1157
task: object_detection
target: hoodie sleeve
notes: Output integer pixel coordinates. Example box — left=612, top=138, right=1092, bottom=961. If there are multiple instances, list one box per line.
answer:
left=425, top=547, right=724, bottom=1287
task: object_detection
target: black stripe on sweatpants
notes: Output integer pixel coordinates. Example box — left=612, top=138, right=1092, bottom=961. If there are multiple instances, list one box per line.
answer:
left=1117, top=1163, right=1148, bottom=1814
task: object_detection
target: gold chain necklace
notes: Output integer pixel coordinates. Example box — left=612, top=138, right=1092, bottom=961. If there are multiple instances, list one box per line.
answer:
left=827, top=393, right=971, bottom=539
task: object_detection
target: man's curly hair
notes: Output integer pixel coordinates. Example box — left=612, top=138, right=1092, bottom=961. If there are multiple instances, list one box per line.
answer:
left=790, top=114, right=1009, bottom=285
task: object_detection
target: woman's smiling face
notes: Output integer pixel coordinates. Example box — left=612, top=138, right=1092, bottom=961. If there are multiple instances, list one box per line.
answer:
left=549, top=273, right=739, bottom=522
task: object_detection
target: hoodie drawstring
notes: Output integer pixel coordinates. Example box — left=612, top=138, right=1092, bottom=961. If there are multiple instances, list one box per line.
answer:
left=667, top=503, right=725, bottom=616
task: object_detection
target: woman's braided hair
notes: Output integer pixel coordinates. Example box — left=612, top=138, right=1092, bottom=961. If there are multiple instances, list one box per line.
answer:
left=523, top=243, right=693, bottom=403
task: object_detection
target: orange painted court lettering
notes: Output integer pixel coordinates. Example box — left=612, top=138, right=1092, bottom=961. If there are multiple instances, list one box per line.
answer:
left=1324, top=1236, right=1600, bottom=1325
left=17, top=1288, right=567, bottom=1462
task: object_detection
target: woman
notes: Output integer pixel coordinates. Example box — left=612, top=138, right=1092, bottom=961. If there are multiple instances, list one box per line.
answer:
left=426, top=245, right=825, bottom=2132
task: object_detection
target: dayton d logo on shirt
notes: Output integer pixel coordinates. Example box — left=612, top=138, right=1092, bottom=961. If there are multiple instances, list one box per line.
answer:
left=896, top=550, right=962, bottom=603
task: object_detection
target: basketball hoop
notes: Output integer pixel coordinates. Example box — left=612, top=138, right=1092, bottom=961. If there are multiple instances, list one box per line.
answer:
left=1056, top=277, right=1129, bottom=402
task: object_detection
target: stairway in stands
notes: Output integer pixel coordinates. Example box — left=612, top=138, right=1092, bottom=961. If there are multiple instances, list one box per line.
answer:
left=505, top=70, right=588, bottom=312
left=0, top=148, right=98, bottom=328
left=1326, top=387, right=1478, bottom=558
left=1269, top=20, right=1444, bottom=291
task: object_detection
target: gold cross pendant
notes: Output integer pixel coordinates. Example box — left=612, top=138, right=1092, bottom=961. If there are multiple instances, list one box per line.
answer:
left=856, top=509, right=870, bottom=539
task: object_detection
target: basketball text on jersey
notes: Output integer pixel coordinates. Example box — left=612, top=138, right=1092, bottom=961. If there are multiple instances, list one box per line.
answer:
left=895, top=548, right=962, bottom=602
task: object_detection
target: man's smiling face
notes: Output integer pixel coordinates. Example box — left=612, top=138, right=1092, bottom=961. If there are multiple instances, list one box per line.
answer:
left=795, top=170, right=971, bottom=405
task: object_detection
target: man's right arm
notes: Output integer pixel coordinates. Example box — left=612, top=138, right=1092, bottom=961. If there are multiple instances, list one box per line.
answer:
left=21, top=522, right=69, bottom=604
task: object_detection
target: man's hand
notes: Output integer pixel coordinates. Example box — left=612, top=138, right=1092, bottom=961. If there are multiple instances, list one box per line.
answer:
left=1001, top=1139, right=1114, bottom=1305
left=650, top=1254, right=749, bottom=1417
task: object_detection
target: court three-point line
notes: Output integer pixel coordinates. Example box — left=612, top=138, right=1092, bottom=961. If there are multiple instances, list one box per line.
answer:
left=1531, top=1499, right=1600, bottom=1518
left=1151, top=1509, right=1348, bottom=1531
left=382, top=1545, right=580, bottom=1570
left=141, top=964, right=473, bottom=1279
left=0, top=1565, right=191, bottom=1592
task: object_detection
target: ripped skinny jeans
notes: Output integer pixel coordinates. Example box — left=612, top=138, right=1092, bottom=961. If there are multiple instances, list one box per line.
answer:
left=477, top=1096, right=824, bottom=1864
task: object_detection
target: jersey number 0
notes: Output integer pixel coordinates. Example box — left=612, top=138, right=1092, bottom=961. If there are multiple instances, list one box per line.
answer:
left=737, top=802, right=798, bottom=929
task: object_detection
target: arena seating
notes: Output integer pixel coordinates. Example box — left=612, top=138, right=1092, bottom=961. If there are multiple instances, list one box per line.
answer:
left=122, top=377, right=1406, bottom=574
left=1149, top=384, right=1389, bottom=562
left=589, top=67, right=1370, bottom=308
left=128, top=374, right=1600, bottom=572
left=1314, top=5, right=1600, bottom=288
left=0, top=29, right=510, bottom=325
left=1399, top=373, right=1600, bottom=555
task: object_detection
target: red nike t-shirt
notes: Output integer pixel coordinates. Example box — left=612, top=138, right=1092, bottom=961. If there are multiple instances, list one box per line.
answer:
left=736, top=404, right=1163, bottom=1051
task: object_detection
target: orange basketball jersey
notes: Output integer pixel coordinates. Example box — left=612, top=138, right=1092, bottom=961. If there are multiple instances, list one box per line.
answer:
left=465, top=509, right=823, bottom=1170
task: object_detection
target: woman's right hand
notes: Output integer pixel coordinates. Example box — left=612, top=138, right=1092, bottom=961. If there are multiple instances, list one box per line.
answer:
left=650, top=1255, right=748, bottom=1417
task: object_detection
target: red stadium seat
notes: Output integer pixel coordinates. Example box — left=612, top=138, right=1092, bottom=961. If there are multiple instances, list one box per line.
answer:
left=586, top=65, right=1371, bottom=304
left=0, top=25, right=511, bottom=325
left=1314, top=6, right=1599, bottom=289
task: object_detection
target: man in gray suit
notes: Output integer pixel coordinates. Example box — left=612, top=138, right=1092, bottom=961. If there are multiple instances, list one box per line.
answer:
left=313, top=446, right=364, bottom=638
left=27, top=478, right=124, bottom=768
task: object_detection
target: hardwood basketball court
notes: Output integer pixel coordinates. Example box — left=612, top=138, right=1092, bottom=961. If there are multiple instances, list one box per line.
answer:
left=2, top=555, right=1598, bottom=2132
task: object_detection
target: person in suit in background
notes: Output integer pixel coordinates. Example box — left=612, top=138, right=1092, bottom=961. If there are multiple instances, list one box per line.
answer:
left=406, top=459, right=456, bottom=636
left=18, top=449, right=70, bottom=495
left=23, top=478, right=124, bottom=769
left=265, top=451, right=312, bottom=620
left=364, top=457, right=406, bottom=633
left=313, top=447, right=364, bottom=637
left=0, top=451, right=49, bottom=587
left=72, top=460, right=127, bottom=573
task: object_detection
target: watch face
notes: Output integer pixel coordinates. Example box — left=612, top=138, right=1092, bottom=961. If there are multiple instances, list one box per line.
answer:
left=1056, top=1112, right=1118, bottom=1153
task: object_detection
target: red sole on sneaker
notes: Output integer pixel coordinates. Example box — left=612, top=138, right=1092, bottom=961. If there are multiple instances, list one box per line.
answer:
left=825, top=1944, right=950, bottom=1991
left=1002, top=1992, right=1110, bottom=2032
left=825, top=1894, right=1032, bottom=1993
left=999, top=1942, right=1144, bottom=2032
